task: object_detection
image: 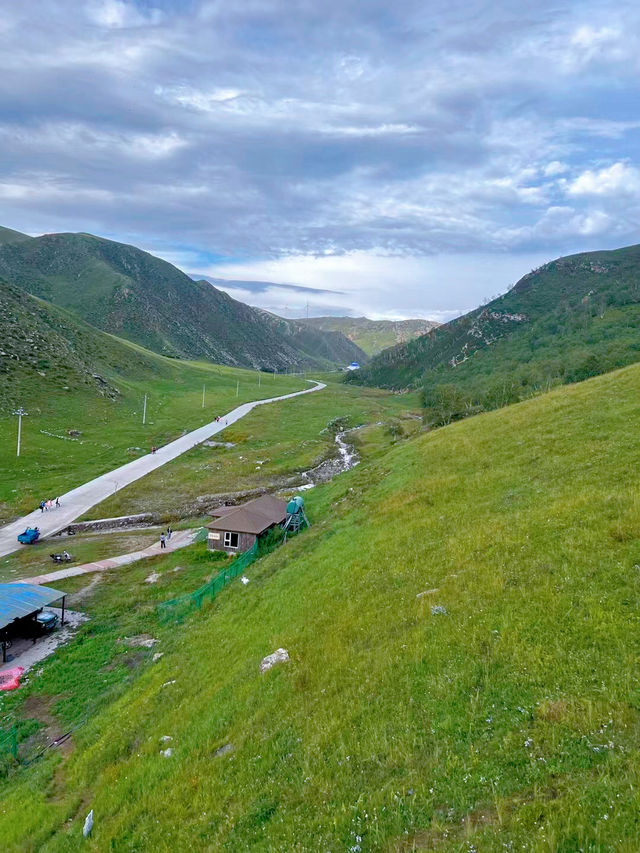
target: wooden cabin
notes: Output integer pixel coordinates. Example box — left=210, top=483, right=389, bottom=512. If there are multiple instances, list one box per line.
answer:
left=207, top=495, right=288, bottom=553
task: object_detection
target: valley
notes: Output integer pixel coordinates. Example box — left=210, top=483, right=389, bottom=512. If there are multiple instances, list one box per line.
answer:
left=3, top=226, right=640, bottom=852
left=2, top=359, right=640, bottom=850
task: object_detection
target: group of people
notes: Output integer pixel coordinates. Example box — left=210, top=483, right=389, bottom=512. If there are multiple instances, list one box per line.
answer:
left=159, top=526, right=173, bottom=549
left=39, top=497, right=60, bottom=512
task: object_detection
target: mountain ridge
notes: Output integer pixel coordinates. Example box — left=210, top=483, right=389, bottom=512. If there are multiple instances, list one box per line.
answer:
left=0, top=230, right=366, bottom=371
left=349, top=243, right=640, bottom=411
left=298, top=315, right=440, bottom=356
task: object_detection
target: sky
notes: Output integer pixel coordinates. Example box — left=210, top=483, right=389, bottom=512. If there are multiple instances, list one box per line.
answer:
left=1, top=0, right=639, bottom=321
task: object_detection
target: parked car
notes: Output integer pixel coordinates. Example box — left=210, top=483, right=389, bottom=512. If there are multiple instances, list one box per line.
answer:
left=35, top=610, right=59, bottom=633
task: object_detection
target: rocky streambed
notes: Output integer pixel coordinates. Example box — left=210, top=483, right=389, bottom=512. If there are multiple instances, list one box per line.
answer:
left=297, top=426, right=363, bottom=487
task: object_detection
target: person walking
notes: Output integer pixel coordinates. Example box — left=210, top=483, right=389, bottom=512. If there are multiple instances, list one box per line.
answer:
left=39, top=500, right=45, bottom=513
left=166, top=526, right=172, bottom=541
left=160, top=532, right=166, bottom=549
left=55, top=497, right=60, bottom=509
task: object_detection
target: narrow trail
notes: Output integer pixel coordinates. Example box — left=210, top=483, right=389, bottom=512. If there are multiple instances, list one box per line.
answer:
left=0, top=380, right=325, bottom=559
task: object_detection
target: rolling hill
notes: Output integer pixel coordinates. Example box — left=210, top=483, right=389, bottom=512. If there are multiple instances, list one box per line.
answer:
left=0, top=230, right=366, bottom=371
left=0, top=273, right=311, bottom=519
left=3, top=361, right=640, bottom=849
left=349, top=243, right=640, bottom=420
left=299, top=315, right=439, bottom=356
left=0, top=226, right=33, bottom=246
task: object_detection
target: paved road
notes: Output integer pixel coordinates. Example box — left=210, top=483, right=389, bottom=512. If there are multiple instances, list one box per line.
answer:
left=0, top=381, right=325, bottom=559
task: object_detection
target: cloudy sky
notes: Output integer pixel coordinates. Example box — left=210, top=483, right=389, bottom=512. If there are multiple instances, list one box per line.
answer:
left=1, top=1, right=638, bottom=320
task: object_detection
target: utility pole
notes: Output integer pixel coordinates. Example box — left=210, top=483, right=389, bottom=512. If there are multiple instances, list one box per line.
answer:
left=142, top=393, right=147, bottom=425
left=202, top=385, right=206, bottom=409
left=13, top=408, right=27, bottom=457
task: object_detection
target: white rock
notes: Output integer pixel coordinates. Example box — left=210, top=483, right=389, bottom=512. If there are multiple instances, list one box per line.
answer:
left=152, top=652, right=164, bottom=662
left=162, top=748, right=174, bottom=757
left=260, top=648, right=289, bottom=672
left=160, top=735, right=173, bottom=742
left=145, top=571, right=161, bottom=584
left=241, top=576, right=250, bottom=585
left=83, top=809, right=94, bottom=838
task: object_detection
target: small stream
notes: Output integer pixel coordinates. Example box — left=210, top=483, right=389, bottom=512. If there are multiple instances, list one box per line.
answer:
left=297, top=426, right=365, bottom=489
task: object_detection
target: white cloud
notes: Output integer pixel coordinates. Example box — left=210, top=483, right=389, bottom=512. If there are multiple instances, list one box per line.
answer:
left=87, top=1, right=164, bottom=29
left=566, top=162, right=640, bottom=197
left=544, top=161, right=569, bottom=177
left=201, top=250, right=550, bottom=321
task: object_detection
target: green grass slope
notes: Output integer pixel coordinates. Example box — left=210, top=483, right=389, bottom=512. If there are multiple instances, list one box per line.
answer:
left=0, top=226, right=32, bottom=246
left=0, top=230, right=365, bottom=370
left=301, top=315, right=439, bottom=355
left=0, top=277, right=306, bottom=519
left=2, top=363, right=640, bottom=849
left=350, top=244, right=640, bottom=403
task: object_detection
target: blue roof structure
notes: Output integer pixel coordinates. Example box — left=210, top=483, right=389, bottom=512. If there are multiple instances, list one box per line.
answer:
left=0, top=583, right=65, bottom=632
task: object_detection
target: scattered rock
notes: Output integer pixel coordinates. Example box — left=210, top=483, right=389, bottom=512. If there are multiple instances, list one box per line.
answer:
left=162, top=679, right=176, bottom=687
left=260, top=648, right=290, bottom=672
left=161, top=748, right=174, bottom=757
left=67, top=429, right=82, bottom=436
left=431, top=605, right=447, bottom=615
left=240, top=576, right=250, bottom=585
left=172, top=566, right=183, bottom=573
left=83, top=810, right=94, bottom=838
left=152, top=652, right=164, bottom=662
left=214, top=743, right=234, bottom=758
left=121, top=635, right=157, bottom=648
left=160, top=735, right=173, bottom=743
left=203, top=440, right=235, bottom=448
left=144, top=571, right=161, bottom=584
left=417, top=588, right=439, bottom=599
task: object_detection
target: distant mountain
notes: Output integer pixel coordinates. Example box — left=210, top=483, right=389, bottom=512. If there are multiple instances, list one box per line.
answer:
left=0, top=275, right=162, bottom=410
left=349, top=244, right=640, bottom=421
left=0, top=231, right=366, bottom=371
left=299, top=316, right=439, bottom=356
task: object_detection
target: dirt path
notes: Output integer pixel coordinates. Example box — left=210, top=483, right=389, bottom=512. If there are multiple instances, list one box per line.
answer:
left=0, top=380, right=325, bottom=559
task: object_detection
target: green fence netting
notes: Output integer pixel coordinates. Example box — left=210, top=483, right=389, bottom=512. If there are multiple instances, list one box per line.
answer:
left=0, top=725, right=18, bottom=762
left=158, top=540, right=260, bottom=624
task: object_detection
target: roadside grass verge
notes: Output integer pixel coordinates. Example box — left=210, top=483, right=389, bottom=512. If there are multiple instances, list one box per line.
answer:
left=2, top=365, right=640, bottom=848
left=0, top=357, right=306, bottom=521
left=0, top=528, right=162, bottom=583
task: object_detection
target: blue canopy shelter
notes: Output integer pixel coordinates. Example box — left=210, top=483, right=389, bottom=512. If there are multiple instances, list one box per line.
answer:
left=0, top=583, right=66, bottom=663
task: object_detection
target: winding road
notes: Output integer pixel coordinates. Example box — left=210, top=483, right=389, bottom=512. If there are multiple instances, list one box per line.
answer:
left=0, top=380, right=325, bottom=559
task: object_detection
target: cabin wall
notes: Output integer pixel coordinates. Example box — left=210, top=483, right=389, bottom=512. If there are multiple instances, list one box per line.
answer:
left=207, top=530, right=257, bottom=553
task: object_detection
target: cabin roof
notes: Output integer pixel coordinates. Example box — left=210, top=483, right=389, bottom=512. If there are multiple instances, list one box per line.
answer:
left=207, top=495, right=287, bottom=535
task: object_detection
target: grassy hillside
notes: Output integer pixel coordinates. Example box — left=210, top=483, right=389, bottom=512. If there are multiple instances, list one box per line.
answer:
left=0, top=230, right=365, bottom=370
left=0, top=226, right=32, bottom=246
left=300, top=316, right=439, bottom=356
left=350, top=245, right=640, bottom=420
left=2, top=362, right=640, bottom=849
left=0, top=279, right=307, bottom=520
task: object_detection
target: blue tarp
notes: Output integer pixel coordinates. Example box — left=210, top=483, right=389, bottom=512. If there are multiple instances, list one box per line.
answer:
left=0, top=583, right=65, bottom=632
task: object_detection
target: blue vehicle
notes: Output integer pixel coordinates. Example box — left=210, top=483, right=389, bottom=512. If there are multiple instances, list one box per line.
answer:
left=17, top=527, right=40, bottom=545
